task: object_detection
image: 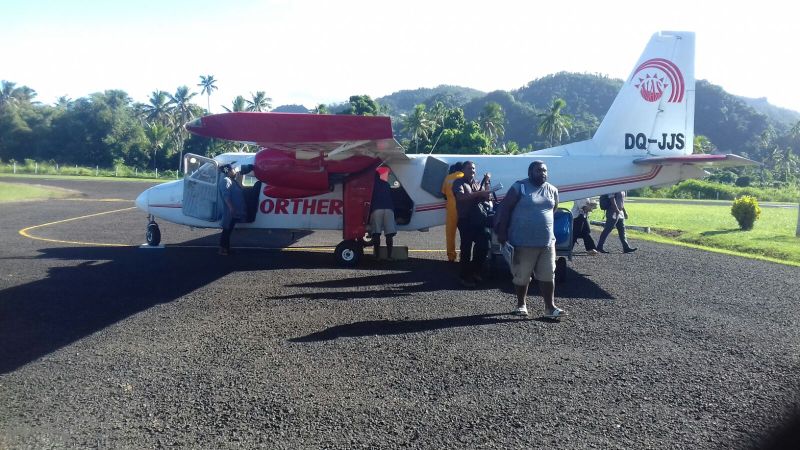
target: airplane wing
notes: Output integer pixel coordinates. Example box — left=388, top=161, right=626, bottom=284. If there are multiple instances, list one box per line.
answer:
left=633, top=154, right=759, bottom=167
left=186, top=112, right=408, bottom=162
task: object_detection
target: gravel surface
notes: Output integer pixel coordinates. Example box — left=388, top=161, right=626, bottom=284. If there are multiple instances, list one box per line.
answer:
left=1, top=177, right=798, bottom=449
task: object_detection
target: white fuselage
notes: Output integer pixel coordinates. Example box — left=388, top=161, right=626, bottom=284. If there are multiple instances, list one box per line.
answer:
left=136, top=147, right=705, bottom=233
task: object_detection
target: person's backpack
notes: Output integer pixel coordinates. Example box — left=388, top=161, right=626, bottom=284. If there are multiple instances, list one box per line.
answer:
left=599, top=195, right=611, bottom=210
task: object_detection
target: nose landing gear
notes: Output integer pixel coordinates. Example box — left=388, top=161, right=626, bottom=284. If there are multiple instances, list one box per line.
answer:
left=145, top=215, right=161, bottom=246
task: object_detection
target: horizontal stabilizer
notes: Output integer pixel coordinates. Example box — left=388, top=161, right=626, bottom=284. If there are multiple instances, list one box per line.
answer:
left=633, top=154, right=759, bottom=167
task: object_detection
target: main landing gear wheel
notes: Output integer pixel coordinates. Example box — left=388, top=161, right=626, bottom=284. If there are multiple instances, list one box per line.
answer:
left=334, top=240, right=363, bottom=267
left=146, top=221, right=161, bottom=246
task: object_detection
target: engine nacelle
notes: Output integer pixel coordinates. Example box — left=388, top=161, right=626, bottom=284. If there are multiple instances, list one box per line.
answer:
left=253, top=148, right=380, bottom=198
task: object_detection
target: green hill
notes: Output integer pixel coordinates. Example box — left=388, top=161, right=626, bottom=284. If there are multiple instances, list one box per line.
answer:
left=363, top=73, right=792, bottom=161
left=376, top=85, right=485, bottom=116
left=737, top=96, right=800, bottom=130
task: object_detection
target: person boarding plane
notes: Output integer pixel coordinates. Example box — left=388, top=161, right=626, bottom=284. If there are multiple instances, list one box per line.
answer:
left=135, top=31, right=755, bottom=265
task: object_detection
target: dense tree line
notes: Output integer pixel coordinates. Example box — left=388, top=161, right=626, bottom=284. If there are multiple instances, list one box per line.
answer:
left=383, top=74, right=799, bottom=187
left=1, top=73, right=798, bottom=187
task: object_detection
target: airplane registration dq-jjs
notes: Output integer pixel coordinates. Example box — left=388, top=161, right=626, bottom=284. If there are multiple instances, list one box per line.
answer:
left=135, top=31, right=755, bottom=265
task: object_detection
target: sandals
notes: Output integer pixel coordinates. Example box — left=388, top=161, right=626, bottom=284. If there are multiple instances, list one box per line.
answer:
left=512, top=305, right=529, bottom=316
left=543, top=308, right=568, bottom=319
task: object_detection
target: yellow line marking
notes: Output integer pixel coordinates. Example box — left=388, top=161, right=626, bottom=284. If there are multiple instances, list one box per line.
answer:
left=19, top=206, right=451, bottom=252
left=19, top=207, right=138, bottom=247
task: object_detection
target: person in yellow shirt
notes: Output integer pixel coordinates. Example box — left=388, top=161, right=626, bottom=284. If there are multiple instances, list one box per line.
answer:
left=441, top=162, right=464, bottom=262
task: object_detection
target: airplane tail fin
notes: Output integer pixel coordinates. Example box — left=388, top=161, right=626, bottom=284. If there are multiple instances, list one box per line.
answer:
left=592, top=31, right=695, bottom=156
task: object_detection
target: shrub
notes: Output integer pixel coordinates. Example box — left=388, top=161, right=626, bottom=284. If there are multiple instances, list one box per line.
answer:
left=731, top=195, right=761, bottom=230
left=735, top=176, right=751, bottom=187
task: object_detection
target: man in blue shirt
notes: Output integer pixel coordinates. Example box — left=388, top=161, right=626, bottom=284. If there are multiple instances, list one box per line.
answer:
left=495, top=161, right=566, bottom=319
left=218, top=164, right=246, bottom=256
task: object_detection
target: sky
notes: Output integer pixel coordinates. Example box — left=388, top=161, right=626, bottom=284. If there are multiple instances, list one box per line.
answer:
left=3, top=0, right=800, bottom=114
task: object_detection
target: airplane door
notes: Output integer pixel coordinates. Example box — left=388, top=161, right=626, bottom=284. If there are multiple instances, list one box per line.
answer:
left=182, top=153, right=220, bottom=221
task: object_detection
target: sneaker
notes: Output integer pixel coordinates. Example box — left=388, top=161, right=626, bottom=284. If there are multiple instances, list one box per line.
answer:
left=586, top=249, right=599, bottom=255
left=512, top=305, right=529, bottom=316
left=623, top=247, right=638, bottom=253
left=596, top=248, right=609, bottom=254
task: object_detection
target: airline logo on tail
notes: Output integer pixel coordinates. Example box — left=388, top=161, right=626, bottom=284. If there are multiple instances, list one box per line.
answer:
left=632, top=58, right=685, bottom=103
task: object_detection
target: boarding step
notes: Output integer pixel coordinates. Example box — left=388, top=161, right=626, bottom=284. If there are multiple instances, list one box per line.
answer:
left=372, top=246, right=409, bottom=260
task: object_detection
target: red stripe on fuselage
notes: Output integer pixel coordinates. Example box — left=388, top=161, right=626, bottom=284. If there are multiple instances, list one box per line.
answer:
left=558, top=166, right=661, bottom=193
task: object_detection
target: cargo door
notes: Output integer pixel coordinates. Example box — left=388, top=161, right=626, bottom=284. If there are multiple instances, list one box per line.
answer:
left=182, top=153, right=220, bottom=221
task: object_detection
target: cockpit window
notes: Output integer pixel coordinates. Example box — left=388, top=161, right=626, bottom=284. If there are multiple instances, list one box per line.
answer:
left=188, top=161, right=218, bottom=184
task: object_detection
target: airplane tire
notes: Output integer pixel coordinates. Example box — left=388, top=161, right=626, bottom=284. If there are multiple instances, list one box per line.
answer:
left=555, top=256, right=567, bottom=284
left=334, top=240, right=362, bottom=267
left=146, top=222, right=161, bottom=246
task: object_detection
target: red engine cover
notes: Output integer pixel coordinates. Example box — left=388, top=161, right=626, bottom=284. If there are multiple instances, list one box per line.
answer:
left=254, top=149, right=328, bottom=191
left=253, top=148, right=380, bottom=192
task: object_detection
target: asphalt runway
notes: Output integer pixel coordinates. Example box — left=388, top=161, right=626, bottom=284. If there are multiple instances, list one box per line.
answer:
left=1, top=177, right=798, bottom=449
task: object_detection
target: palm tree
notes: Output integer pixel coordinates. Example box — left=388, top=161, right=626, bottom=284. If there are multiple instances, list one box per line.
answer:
left=168, top=86, right=198, bottom=123
left=54, top=96, right=73, bottom=110
left=168, top=86, right=199, bottom=172
left=479, top=102, right=506, bottom=151
left=222, top=95, right=247, bottom=113
left=537, top=98, right=573, bottom=147
left=141, top=90, right=172, bottom=124
left=402, top=105, right=434, bottom=153
left=144, top=123, right=170, bottom=171
left=198, top=75, right=218, bottom=113
left=0, top=81, right=17, bottom=106
left=427, top=101, right=448, bottom=153
left=0, top=81, right=37, bottom=107
left=246, top=91, right=272, bottom=112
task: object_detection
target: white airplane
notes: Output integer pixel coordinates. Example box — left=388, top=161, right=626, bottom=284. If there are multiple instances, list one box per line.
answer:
left=135, top=30, right=754, bottom=265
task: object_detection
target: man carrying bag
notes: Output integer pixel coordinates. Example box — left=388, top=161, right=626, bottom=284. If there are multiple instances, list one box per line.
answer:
left=494, top=161, right=567, bottom=319
left=453, top=161, right=493, bottom=288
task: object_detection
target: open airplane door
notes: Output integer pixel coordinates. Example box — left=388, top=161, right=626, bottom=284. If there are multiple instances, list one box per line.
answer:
left=182, top=153, right=221, bottom=222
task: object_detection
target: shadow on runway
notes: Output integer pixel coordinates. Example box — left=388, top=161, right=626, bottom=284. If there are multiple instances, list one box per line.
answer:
left=0, top=240, right=611, bottom=374
left=280, top=264, right=613, bottom=302
left=289, top=313, right=520, bottom=342
left=0, top=240, right=357, bottom=374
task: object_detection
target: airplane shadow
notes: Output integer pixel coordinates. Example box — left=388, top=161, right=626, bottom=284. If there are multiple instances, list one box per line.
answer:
left=0, top=240, right=362, bottom=374
left=289, top=313, right=520, bottom=342
left=0, top=239, right=611, bottom=374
